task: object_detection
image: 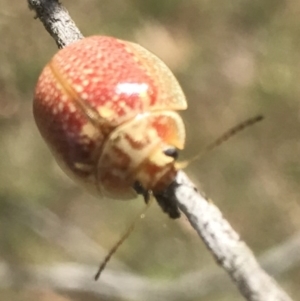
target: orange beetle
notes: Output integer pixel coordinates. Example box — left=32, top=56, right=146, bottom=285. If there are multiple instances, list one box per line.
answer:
left=33, top=36, right=187, bottom=213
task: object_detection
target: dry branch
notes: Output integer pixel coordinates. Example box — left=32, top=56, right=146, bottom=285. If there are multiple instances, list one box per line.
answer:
left=27, top=1, right=294, bottom=301
left=28, top=0, right=83, bottom=48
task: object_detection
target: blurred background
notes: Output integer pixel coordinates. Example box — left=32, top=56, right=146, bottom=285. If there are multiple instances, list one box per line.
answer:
left=0, top=0, right=300, bottom=300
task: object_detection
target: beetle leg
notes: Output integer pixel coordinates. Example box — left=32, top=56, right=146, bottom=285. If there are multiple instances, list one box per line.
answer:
left=133, top=181, right=151, bottom=203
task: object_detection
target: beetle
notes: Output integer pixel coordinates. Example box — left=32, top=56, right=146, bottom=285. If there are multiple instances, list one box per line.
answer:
left=33, top=36, right=187, bottom=217
left=33, top=36, right=264, bottom=279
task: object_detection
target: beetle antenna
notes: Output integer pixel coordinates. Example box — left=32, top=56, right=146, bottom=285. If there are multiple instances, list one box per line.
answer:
left=94, top=194, right=153, bottom=280
left=176, top=115, right=264, bottom=169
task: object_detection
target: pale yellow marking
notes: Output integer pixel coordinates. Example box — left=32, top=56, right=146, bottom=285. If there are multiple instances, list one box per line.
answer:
left=81, top=123, right=99, bottom=138
left=61, top=94, right=68, bottom=102
left=82, top=79, right=89, bottom=87
left=58, top=102, right=64, bottom=112
left=112, top=94, right=120, bottom=102
left=44, top=95, right=51, bottom=102
left=81, top=92, right=89, bottom=100
left=73, top=84, right=84, bottom=93
left=74, top=162, right=94, bottom=172
left=69, top=103, right=76, bottom=113
left=140, top=91, right=151, bottom=108
left=96, top=52, right=103, bottom=60
left=148, top=148, right=173, bottom=167
left=118, top=101, right=127, bottom=108
left=83, top=69, right=94, bottom=75
left=97, top=106, right=115, bottom=118
left=54, top=82, right=62, bottom=92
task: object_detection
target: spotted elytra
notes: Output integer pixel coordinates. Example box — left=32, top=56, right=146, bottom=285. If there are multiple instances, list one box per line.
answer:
left=33, top=36, right=187, bottom=208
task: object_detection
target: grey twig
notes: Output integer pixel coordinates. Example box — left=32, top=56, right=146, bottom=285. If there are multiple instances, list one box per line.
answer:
left=27, top=1, right=294, bottom=300
left=168, top=171, right=293, bottom=301
left=28, top=0, right=83, bottom=48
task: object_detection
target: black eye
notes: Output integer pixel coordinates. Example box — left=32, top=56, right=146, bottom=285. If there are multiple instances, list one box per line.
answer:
left=163, top=147, right=178, bottom=160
